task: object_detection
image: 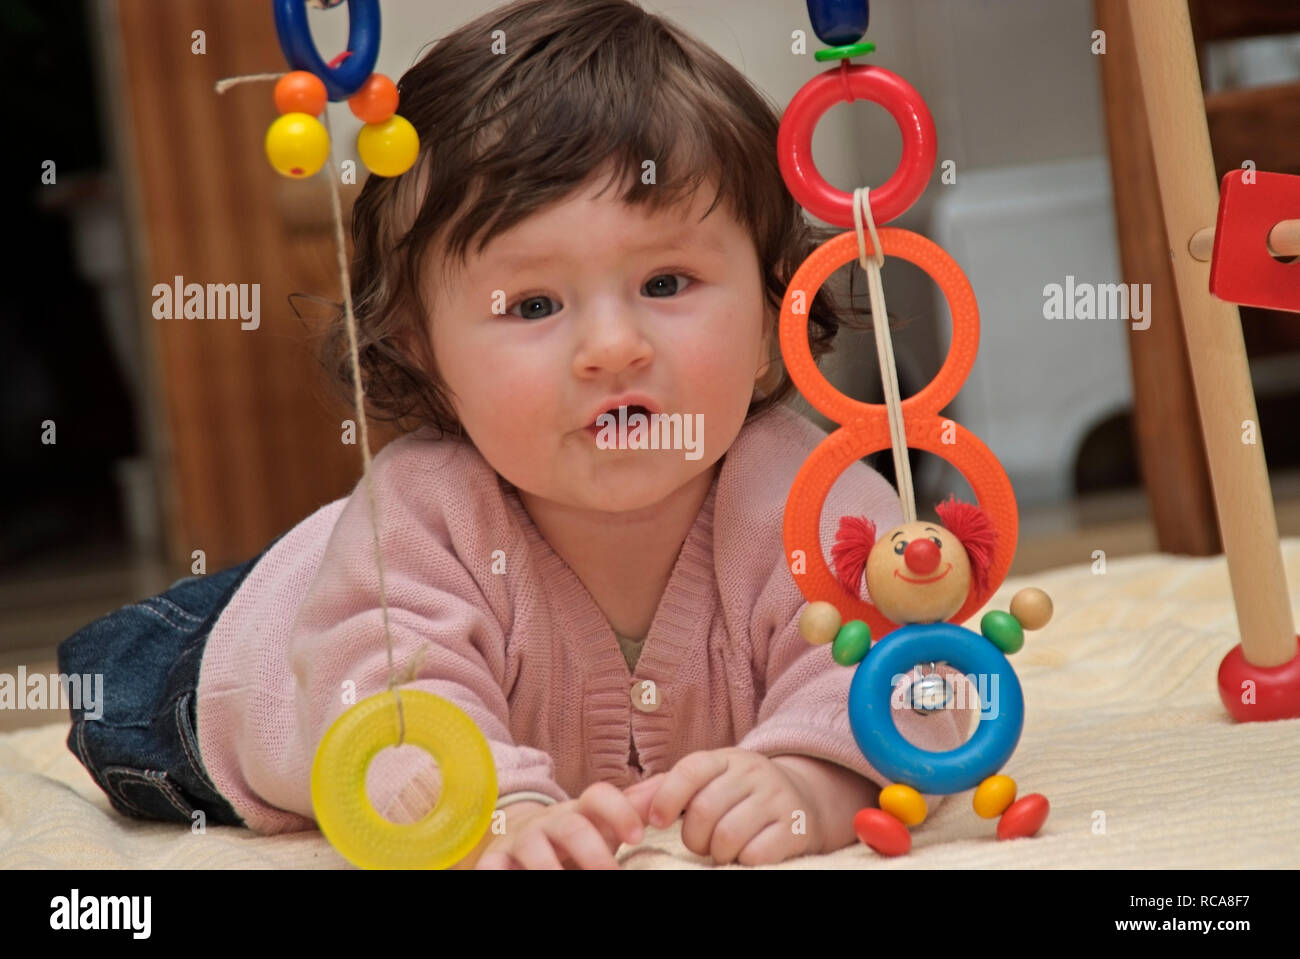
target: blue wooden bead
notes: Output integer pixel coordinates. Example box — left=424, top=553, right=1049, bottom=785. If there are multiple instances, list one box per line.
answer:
left=806, top=0, right=870, bottom=48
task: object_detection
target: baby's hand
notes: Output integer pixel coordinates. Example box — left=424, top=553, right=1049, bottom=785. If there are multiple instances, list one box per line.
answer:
left=474, top=782, right=650, bottom=870
left=627, top=748, right=823, bottom=866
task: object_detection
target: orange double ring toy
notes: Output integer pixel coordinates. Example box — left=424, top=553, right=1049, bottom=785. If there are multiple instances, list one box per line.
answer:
left=780, top=228, right=1018, bottom=638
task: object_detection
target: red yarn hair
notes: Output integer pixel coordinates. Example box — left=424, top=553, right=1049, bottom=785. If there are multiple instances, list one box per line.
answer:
left=832, top=515, right=877, bottom=597
left=933, top=493, right=997, bottom=596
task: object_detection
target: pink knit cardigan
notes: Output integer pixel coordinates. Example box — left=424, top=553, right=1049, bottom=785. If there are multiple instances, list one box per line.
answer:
left=196, top=404, right=973, bottom=833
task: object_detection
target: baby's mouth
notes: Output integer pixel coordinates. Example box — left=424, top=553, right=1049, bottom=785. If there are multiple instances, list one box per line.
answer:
left=587, top=405, right=652, bottom=430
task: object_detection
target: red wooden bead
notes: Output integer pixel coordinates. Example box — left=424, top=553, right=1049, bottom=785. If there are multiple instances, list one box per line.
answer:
left=996, top=793, right=1049, bottom=840
left=1217, top=635, right=1300, bottom=722
left=853, top=807, right=911, bottom=856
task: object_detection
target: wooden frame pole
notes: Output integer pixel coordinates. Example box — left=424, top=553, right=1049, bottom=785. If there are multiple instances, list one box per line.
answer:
left=1125, top=0, right=1295, bottom=667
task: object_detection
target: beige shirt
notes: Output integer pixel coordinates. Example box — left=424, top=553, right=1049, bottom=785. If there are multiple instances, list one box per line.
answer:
left=613, top=630, right=646, bottom=673
left=614, top=631, right=646, bottom=769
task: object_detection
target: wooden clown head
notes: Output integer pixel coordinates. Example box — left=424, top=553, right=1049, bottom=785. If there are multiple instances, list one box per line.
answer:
left=832, top=494, right=997, bottom=625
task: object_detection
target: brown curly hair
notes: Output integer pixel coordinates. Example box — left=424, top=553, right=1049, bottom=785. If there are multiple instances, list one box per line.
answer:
left=318, top=0, right=878, bottom=440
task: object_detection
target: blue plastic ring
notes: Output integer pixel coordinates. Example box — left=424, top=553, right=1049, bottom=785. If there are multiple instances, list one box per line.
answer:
left=847, top=622, right=1023, bottom=794
left=273, top=0, right=381, bottom=101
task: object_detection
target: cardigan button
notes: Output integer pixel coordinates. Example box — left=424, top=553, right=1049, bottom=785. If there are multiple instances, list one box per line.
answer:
left=630, top=679, right=661, bottom=712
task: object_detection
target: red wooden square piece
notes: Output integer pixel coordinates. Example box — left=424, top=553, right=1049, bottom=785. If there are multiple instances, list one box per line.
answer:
left=1209, top=169, right=1300, bottom=313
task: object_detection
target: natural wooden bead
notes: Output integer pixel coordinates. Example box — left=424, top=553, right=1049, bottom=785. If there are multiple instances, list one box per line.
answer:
left=799, top=601, right=842, bottom=645
left=1010, top=587, right=1053, bottom=630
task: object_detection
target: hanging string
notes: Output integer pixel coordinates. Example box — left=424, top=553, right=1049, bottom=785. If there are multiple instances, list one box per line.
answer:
left=852, top=186, right=917, bottom=524
left=214, top=73, right=286, bottom=94
left=218, top=72, right=406, bottom=745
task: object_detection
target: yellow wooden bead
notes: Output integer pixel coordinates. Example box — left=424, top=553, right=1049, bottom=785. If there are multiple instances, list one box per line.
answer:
left=1010, top=587, right=1053, bottom=631
left=879, top=784, right=927, bottom=827
left=798, top=601, right=842, bottom=645
left=973, top=774, right=1017, bottom=818
left=265, top=112, right=330, bottom=179
left=357, top=114, right=419, bottom=177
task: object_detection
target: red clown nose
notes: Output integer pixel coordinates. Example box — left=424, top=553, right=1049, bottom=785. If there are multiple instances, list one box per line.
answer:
left=904, top=538, right=940, bottom=575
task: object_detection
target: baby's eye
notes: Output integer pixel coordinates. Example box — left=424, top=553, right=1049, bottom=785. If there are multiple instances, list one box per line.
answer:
left=893, top=540, right=907, bottom=555
left=643, top=273, right=695, bottom=298
left=508, top=295, right=560, bottom=320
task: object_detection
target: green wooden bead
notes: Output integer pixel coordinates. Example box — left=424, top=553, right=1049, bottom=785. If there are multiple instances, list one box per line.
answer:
left=981, top=610, right=1025, bottom=654
left=832, top=619, right=872, bottom=666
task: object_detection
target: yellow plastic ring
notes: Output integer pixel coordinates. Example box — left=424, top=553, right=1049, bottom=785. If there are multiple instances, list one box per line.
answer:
left=311, top=688, right=497, bottom=869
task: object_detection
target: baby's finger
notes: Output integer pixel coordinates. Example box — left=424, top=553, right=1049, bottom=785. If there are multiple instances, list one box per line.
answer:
left=709, top=798, right=778, bottom=866
left=579, top=782, right=644, bottom=847
left=512, top=827, right=566, bottom=870
left=623, top=774, right=667, bottom=825
left=679, top=773, right=754, bottom=855
left=546, top=812, right=621, bottom=869
left=648, top=751, right=728, bottom=829
left=736, top=819, right=798, bottom=867
left=474, top=849, right=518, bottom=870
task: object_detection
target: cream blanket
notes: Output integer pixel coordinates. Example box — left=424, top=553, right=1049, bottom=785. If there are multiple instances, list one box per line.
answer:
left=4, top=540, right=1299, bottom=868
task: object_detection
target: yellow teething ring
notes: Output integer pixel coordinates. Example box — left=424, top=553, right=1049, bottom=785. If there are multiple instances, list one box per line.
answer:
left=311, top=688, right=497, bottom=869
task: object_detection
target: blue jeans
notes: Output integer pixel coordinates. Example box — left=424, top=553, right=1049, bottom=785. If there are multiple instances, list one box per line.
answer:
left=57, top=534, right=284, bottom=826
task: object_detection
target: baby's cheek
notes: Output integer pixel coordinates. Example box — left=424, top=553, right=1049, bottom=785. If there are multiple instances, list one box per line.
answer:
left=680, top=333, right=754, bottom=404
left=458, top=358, right=554, bottom=430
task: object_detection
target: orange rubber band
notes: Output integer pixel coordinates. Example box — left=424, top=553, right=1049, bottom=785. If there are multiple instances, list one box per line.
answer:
left=780, top=229, right=1018, bottom=637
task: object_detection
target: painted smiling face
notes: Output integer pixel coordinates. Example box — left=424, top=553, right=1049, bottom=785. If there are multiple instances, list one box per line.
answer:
left=863, top=521, right=973, bottom=625
left=832, top=495, right=998, bottom=627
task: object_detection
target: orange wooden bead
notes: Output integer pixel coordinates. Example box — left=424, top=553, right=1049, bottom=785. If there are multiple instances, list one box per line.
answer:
left=973, top=774, right=1017, bottom=818
left=274, top=71, right=328, bottom=117
left=879, top=784, right=928, bottom=826
left=348, top=73, right=399, bottom=124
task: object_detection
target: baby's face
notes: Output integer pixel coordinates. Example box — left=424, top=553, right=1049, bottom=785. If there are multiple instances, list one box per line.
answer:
left=424, top=170, right=771, bottom=514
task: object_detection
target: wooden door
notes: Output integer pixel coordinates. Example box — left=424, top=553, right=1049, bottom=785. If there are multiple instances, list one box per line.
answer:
left=112, top=0, right=395, bottom=570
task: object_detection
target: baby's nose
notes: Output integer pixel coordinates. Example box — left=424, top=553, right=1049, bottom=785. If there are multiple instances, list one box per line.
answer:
left=904, top=539, right=940, bottom=575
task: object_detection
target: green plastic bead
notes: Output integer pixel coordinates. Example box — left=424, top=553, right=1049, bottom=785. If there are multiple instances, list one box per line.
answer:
left=814, top=41, right=876, bottom=62
left=832, top=619, right=872, bottom=666
left=981, top=611, right=1025, bottom=654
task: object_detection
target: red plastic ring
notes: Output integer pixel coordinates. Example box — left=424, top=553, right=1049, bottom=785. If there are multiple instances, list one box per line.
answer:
left=778, top=62, right=936, bottom=227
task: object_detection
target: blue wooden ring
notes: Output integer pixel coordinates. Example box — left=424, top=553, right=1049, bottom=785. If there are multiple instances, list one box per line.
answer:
left=847, top=622, right=1023, bottom=794
left=273, top=0, right=381, bottom=101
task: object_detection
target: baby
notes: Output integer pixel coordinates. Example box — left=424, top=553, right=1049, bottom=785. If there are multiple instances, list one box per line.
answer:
left=58, top=0, right=972, bottom=869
